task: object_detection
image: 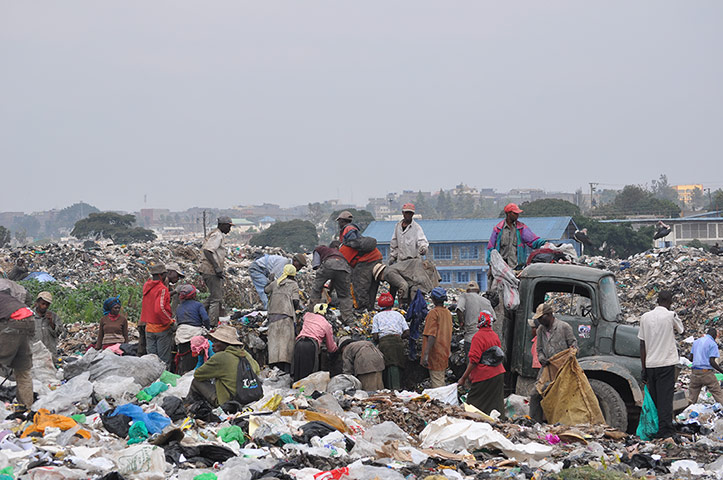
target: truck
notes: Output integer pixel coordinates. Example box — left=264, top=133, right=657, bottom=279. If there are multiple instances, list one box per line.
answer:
left=502, top=263, right=687, bottom=432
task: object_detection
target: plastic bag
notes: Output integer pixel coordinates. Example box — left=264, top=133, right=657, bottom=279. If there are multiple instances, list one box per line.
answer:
left=326, top=374, right=362, bottom=394
left=489, top=250, right=520, bottom=310
left=113, top=445, right=166, bottom=478
left=31, top=341, right=61, bottom=385
left=33, top=372, right=94, bottom=415
left=63, top=349, right=165, bottom=388
left=421, top=384, right=459, bottom=406
left=93, top=375, right=142, bottom=403
left=293, top=371, right=330, bottom=392
left=362, top=421, right=409, bottom=444
left=109, top=404, right=171, bottom=435
left=636, top=385, right=659, bottom=441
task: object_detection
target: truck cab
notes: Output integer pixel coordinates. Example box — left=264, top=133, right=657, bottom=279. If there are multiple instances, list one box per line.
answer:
left=504, top=263, right=686, bottom=431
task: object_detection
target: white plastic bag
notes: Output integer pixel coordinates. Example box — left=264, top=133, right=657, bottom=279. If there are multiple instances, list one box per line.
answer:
left=33, top=372, right=93, bottom=415
left=292, top=371, right=330, bottom=392
left=421, top=384, right=459, bottom=405
left=489, top=250, right=520, bottom=310
left=93, top=375, right=142, bottom=402
left=419, top=415, right=552, bottom=462
left=327, top=374, right=362, bottom=393
left=113, top=445, right=167, bottom=478
left=31, top=341, right=61, bottom=385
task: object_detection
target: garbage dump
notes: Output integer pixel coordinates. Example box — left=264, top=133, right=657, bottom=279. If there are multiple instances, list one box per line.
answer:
left=3, top=242, right=723, bottom=477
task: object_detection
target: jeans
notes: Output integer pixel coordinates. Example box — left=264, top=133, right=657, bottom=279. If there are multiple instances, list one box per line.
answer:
left=248, top=265, right=270, bottom=309
left=146, top=329, right=173, bottom=365
left=202, top=273, right=224, bottom=327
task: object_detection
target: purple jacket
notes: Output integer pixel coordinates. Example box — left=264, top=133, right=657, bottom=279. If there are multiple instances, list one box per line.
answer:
left=486, top=220, right=545, bottom=268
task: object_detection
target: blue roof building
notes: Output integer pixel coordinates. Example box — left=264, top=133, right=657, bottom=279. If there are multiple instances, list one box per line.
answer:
left=363, top=217, right=578, bottom=289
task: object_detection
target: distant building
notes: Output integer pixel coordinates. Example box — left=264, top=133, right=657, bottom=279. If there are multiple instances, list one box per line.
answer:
left=363, top=216, right=579, bottom=289
left=602, top=211, right=723, bottom=248
left=673, top=184, right=703, bottom=205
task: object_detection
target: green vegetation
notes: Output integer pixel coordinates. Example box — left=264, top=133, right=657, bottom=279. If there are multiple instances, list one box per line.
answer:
left=516, top=199, right=581, bottom=217
left=250, top=219, right=319, bottom=253
left=554, top=466, right=633, bottom=480
left=20, top=280, right=143, bottom=324
left=686, top=239, right=706, bottom=249
left=71, top=212, right=156, bottom=244
left=593, top=185, right=680, bottom=218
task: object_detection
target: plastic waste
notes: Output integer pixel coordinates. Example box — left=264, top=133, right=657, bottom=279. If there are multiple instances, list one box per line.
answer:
left=136, top=381, right=169, bottom=402
left=113, top=444, right=166, bottom=478
left=127, top=421, right=150, bottom=445
left=93, top=375, right=142, bottom=403
left=63, top=348, right=165, bottom=388
left=362, top=421, right=409, bottom=444
left=109, top=404, right=171, bottom=435
left=293, top=371, right=330, bottom=392
left=419, top=415, right=552, bottom=462
left=326, top=374, right=362, bottom=393
left=504, top=394, right=530, bottom=418
left=421, top=384, right=459, bottom=406
left=25, top=466, right=88, bottom=479
left=160, top=370, right=180, bottom=387
left=31, top=341, right=61, bottom=384
left=193, top=474, right=218, bottom=480
left=636, top=385, right=659, bottom=441
left=33, top=372, right=94, bottom=415
left=217, top=425, right=245, bottom=445
left=670, top=460, right=705, bottom=475
left=22, top=409, right=91, bottom=440
left=348, top=462, right=405, bottom=480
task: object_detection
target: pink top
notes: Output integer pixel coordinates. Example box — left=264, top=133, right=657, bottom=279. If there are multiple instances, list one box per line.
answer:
left=297, top=312, right=338, bottom=353
left=531, top=335, right=541, bottom=368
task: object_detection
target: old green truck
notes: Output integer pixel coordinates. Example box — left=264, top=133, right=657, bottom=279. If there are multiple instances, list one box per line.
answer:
left=503, top=263, right=687, bottom=432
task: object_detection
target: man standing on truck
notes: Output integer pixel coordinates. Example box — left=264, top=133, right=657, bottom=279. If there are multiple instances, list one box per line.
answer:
left=688, top=327, right=723, bottom=405
left=529, top=303, right=578, bottom=423
left=639, top=290, right=684, bottom=439
left=486, top=203, right=546, bottom=270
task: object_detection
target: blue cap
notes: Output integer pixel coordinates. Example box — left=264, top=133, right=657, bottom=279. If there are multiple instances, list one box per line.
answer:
left=430, top=287, right=447, bottom=301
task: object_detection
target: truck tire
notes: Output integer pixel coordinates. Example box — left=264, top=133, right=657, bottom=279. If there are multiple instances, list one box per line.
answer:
left=589, top=379, right=628, bottom=431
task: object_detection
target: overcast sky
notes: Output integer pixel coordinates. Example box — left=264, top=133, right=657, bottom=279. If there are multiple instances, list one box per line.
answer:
left=2, top=1, right=722, bottom=213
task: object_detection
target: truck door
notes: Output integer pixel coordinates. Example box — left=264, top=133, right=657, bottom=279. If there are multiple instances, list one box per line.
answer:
left=519, top=280, right=598, bottom=378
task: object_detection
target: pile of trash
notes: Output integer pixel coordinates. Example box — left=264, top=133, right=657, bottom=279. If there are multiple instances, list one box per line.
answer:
left=5, top=340, right=723, bottom=480
left=584, top=246, right=723, bottom=327
left=0, top=242, right=313, bottom=310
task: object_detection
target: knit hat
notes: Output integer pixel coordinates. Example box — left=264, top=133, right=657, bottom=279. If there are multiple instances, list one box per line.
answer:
left=209, top=325, right=242, bottom=346
left=430, top=287, right=447, bottom=302
left=372, top=263, right=387, bottom=281
left=377, top=293, right=394, bottom=308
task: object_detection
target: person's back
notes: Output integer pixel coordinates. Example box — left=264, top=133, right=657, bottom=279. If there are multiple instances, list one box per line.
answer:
left=343, top=341, right=385, bottom=375
left=423, top=305, right=453, bottom=369
left=458, top=292, right=494, bottom=344
left=141, top=279, right=173, bottom=328
left=194, top=345, right=259, bottom=405
left=266, top=278, right=299, bottom=318
left=176, top=299, right=210, bottom=329
left=255, top=254, right=289, bottom=278
left=639, top=305, right=682, bottom=368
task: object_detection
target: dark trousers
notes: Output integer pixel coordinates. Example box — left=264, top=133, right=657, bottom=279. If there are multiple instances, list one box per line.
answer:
left=202, top=273, right=223, bottom=327
left=648, top=365, right=676, bottom=437
left=188, top=378, right=218, bottom=407
left=351, top=260, right=381, bottom=311
left=309, top=262, right=354, bottom=323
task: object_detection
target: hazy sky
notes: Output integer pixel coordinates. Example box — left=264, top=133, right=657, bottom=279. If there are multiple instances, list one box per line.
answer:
left=2, top=1, right=722, bottom=213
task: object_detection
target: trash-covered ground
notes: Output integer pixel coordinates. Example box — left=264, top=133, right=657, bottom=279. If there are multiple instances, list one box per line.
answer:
left=4, top=340, right=723, bottom=480
left=4, top=243, right=723, bottom=478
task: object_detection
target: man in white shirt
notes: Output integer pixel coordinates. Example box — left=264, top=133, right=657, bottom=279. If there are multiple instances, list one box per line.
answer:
left=199, top=216, right=233, bottom=327
left=638, top=290, right=684, bottom=439
left=389, top=203, right=428, bottom=264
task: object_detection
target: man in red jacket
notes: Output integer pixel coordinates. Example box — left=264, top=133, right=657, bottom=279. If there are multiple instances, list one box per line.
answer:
left=141, top=263, right=175, bottom=366
left=337, top=211, right=383, bottom=312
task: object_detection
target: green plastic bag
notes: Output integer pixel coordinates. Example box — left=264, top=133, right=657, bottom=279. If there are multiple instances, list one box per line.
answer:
left=636, top=385, right=659, bottom=441
left=193, top=474, right=217, bottom=480
left=217, top=425, right=245, bottom=445
left=160, top=371, right=180, bottom=387
left=127, top=421, right=149, bottom=445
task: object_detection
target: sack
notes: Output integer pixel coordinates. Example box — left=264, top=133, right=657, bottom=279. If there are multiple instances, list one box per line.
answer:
left=235, top=357, right=263, bottom=405
left=345, top=235, right=377, bottom=254
left=539, top=353, right=604, bottom=426
left=421, top=384, right=459, bottom=406
left=480, top=346, right=505, bottom=366
left=636, top=385, right=659, bottom=441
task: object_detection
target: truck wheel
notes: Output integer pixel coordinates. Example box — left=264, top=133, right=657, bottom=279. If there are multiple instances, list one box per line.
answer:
left=589, top=379, right=628, bottom=431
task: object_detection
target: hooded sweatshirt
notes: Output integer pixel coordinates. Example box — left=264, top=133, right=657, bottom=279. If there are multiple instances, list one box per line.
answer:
left=194, top=346, right=260, bottom=405
left=140, top=279, right=174, bottom=333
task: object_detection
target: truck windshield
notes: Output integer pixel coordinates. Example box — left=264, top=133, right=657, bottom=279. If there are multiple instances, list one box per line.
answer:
left=599, top=276, right=622, bottom=321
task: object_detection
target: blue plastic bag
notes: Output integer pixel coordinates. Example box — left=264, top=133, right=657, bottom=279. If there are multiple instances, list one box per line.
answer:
left=636, top=385, right=659, bottom=440
left=109, top=403, right=171, bottom=434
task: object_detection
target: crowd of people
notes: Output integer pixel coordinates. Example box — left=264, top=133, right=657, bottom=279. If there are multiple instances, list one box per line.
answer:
left=0, top=203, right=712, bottom=438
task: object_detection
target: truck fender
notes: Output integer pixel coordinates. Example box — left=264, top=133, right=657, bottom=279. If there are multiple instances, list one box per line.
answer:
left=578, top=359, right=643, bottom=407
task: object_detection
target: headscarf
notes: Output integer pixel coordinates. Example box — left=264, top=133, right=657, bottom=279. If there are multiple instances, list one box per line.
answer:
left=191, top=336, right=210, bottom=361
left=179, top=284, right=197, bottom=301
left=478, top=310, right=494, bottom=329
left=313, top=303, right=328, bottom=315
left=277, top=264, right=297, bottom=285
left=103, top=296, right=121, bottom=316
left=377, top=293, right=394, bottom=309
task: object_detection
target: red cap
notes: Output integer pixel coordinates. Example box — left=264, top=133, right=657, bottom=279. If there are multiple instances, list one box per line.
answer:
left=504, top=203, right=523, bottom=214
left=402, top=203, right=415, bottom=213
left=377, top=292, right=394, bottom=308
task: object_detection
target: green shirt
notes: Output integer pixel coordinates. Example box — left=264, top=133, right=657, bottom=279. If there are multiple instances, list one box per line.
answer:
left=193, top=346, right=260, bottom=405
